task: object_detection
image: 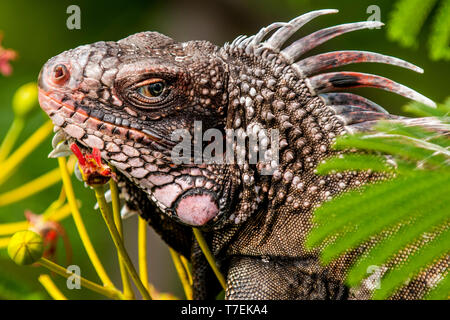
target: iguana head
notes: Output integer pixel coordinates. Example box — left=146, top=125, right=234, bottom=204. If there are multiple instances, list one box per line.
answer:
left=39, top=9, right=435, bottom=231
left=38, top=31, right=236, bottom=228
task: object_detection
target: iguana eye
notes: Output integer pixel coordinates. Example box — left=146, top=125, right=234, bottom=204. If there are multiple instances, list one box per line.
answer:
left=127, top=78, right=170, bottom=107
left=137, top=81, right=165, bottom=98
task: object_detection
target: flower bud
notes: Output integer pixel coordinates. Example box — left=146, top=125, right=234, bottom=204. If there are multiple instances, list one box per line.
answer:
left=12, top=82, right=39, bottom=118
left=8, top=230, right=44, bottom=265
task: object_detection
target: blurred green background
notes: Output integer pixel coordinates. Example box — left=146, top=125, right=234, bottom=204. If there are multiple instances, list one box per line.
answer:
left=0, top=0, right=448, bottom=299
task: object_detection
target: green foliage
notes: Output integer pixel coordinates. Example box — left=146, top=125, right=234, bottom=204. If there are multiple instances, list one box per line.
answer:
left=429, top=0, right=450, bottom=60
left=0, top=271, right=45, bottom=300
left=388, top=0, right=450, bottom=61
left=307, top=100, right=450, bottom=299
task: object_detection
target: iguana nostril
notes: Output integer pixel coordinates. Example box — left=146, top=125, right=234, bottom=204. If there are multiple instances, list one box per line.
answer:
left=52, top=64, right=69, bottom=84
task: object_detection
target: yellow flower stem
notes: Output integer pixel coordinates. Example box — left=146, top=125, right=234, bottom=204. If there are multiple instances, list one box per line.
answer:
left=0, top=221, right=27, bottom=236
left=38, top=274, right=67, bottom=300
left=180, top=254, right=193, bottom=285
left=38, top=258, right=124, bottom=300
left=192, top=228, right=227, bottom=290
left=43, top=202, right=73, bottom=222
left=0, top=117, right=25, bottom=162
left=0, top=168, right=61, bottom=206
left=109, top=178, right=135, bottom=299
left=138, top=216, right=149, bottom=291
left=0, top=155, right=75, bottom=208
left=56, top=186, right=66, bottom=204
left=0, top=204, right=73, bottom=242
left=169, top=247, right=193, bottom=300
left=93, top=184, right=152, bottom=300
left=0, top=120, right=53, bottom=185
left=57, top=157, right=115, bottom=288
left=0, top=237, right=10, bottom=247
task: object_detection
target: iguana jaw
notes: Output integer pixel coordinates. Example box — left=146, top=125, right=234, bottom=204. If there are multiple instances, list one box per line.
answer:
left=40, top=87, right=233, bottom=228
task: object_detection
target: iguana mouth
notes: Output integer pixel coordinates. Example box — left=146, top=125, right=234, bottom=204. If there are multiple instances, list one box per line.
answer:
left=38, top=88, right=165, bottom=147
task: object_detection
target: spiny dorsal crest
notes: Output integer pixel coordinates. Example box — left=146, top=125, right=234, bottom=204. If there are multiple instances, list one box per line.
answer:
left=219, top=9, right=436, bottom=222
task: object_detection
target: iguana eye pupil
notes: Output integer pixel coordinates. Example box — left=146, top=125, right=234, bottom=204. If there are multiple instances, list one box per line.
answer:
left=138, top=81, right=165, bottom=98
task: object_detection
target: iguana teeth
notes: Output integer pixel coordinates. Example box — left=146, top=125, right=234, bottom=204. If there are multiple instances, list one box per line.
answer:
left=51, top=130, right=67, bottom=148
left=48, top=141, right=71, bottom=158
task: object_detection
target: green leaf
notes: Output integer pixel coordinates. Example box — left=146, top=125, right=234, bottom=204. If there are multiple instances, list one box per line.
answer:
left=403, top=101, right=450, bottom=118
left=313, top=172, right=448, bottom=263
left=425, top=272, right=450, bottom=300
left=347, top=201, right=449, bottom=287
left=388, top=0, right=450, bottom=61
left=388, top=0, right=439, bottom=48
left=307, top=97, right=450, bottom=299
left=308, top=172, right=434, bottom=247
left=316, top=154, right=390, bottom=175
left=373, top=228, right=449, bottom=299
left=429, top=0, right=450, bottom=60
left=333, top=134, right=447, bottom=167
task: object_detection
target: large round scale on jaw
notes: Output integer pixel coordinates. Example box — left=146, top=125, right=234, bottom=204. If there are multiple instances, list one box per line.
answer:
left=174, top=192, right=219, bottom=226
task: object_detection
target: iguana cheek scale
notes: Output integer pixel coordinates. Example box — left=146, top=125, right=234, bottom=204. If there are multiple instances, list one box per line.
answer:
left=38, top=9, right=446, bottom=299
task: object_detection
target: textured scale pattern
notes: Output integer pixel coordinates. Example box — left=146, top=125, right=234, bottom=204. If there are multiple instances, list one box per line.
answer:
left=37, top=9, right=447, bottom=299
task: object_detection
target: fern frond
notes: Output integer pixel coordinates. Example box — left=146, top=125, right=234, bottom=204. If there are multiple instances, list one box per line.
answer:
left=429, top=0, right=450, bottom=60
left=425, top=271, right=450, bottom=299
left=388, top=0, right=439, bottom=48
left=347, top=203, right=449, bottom=287
left=404, top=100, right=450, bottom=118
left=309, top=171, right=448, bottom=262
left=307, top=99, right=450, bottom=299
left=316, top=154, right=391, bottom=175
left=333, top=133, right=447, bottom=167
left=373, top=227, right=449, bottom=299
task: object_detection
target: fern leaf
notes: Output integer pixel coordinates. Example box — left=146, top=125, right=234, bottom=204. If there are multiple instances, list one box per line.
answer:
left=373, top=228, right=449, bottom=299
left=404, top=101, right=450, bottom=118
left=425, top=271, right=450, bottom=299
left=307, top=172, right=439, bottom=248
left=334, top=134, right=445, bottom=167
left=388, top=0, right=439, bottom=48
left=315, top=172, right=448, bottom=263
left=316, top=154, right=391, bottom=175
left=347, top=203, right=449, bottom=287
left=307, top=97, right=450, bottom=299
left=429, top=0, right=450, bottom=60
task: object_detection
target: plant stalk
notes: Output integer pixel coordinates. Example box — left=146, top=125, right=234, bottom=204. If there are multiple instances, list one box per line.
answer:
left=192, top=228, right=226, bottom=290
left=109, top=178, right=135, bottom=299
left=58, top=157, right=115, bottom=288
left=93, top=184, right=152, bottom=300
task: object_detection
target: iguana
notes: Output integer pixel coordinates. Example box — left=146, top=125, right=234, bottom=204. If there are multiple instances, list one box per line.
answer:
left=37, top=9, right=447, bottom=299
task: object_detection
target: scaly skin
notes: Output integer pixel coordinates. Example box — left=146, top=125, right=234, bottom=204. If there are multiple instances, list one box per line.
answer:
left=38, top=10, right=447, bottom=299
